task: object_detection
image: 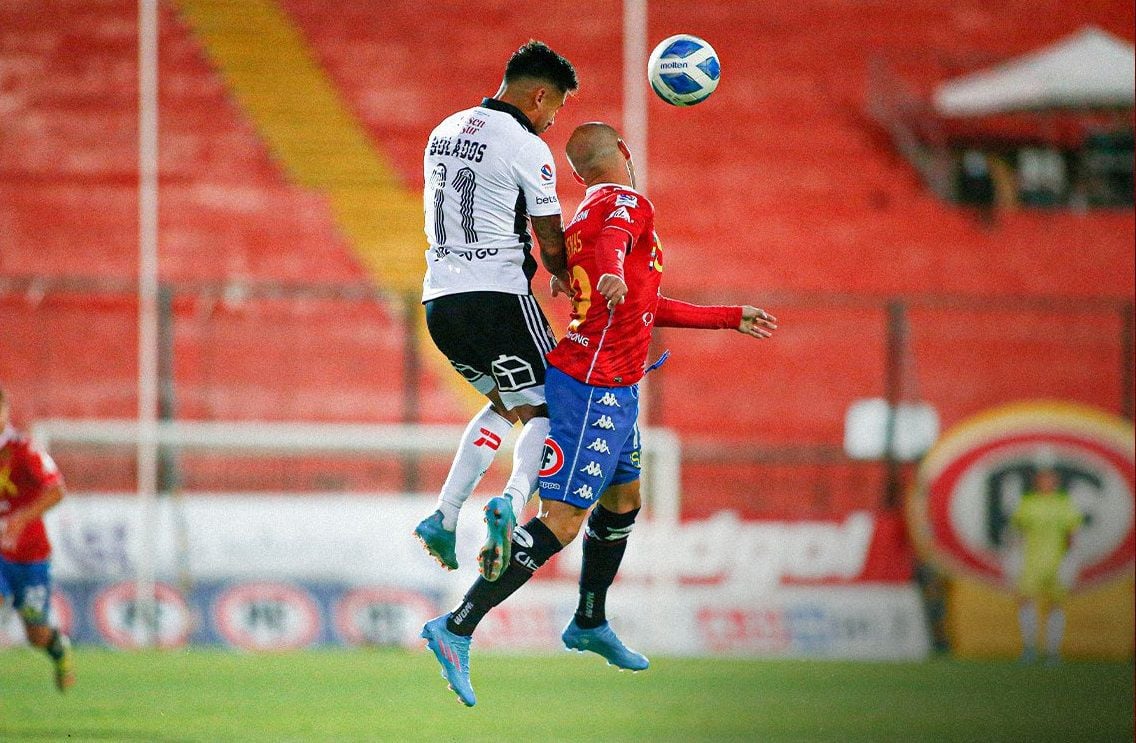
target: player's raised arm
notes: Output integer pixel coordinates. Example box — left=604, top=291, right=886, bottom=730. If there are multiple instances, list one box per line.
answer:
left=530, top=213, right=569, bottom=284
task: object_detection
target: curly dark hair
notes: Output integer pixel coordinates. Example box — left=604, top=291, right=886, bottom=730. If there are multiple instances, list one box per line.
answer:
left=504, top=40, right=578, bottom=93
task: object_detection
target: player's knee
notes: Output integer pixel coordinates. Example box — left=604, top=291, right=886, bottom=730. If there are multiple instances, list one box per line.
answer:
left=599, top=480, right=641, bottom=513
left=538, top=500, right=589, bottom=544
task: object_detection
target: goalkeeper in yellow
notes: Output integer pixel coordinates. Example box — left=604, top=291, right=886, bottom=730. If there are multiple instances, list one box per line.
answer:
left=1008, top=467, right=1084, bottom=664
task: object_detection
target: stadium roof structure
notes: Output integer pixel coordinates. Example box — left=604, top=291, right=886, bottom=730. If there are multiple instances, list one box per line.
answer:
left=933, top=27, right=1136, bottom=117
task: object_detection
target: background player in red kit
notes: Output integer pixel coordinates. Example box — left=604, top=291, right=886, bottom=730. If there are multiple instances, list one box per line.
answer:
left=421, top=122, right=777, bottom=706
left=0, top=387, right=75, bottom=691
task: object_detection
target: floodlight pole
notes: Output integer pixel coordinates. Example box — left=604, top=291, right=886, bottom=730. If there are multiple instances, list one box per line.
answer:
left=136, top=0, right=160, bottom=648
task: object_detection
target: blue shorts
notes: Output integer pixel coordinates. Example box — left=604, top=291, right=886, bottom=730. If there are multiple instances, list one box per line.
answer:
left=538, top=366, right=641, bottom=509
left=0, top=558, right=53, bottom=626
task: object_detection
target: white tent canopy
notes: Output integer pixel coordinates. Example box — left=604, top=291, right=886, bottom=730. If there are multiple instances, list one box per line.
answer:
left=934, top=27, right=1136, bottom=117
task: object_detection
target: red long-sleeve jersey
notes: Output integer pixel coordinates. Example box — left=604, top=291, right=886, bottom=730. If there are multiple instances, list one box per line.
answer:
left=0, top=430, right=64, bottom=562
left=547, top=184, right=741, bottom=386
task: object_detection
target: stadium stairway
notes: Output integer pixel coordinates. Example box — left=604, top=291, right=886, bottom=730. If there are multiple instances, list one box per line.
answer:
left=172, top=0, right=486, bottom=418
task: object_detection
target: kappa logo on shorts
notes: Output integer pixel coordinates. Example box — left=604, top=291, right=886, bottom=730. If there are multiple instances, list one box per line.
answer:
left=596, top=392, right=621, bottom=407
left=579, top=461, right=604, bottom=478
left=586, top=438, right=611, bottom=454
left=539, top=438, right=565, bottom=477
left=573, top=484, right=596, bottom=501
left=592, top=415, right=616, bottom=430
left=491, top=354, right=536, bottom=391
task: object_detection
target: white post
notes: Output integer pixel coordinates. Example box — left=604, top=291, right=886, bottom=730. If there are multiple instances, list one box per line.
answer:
left=136, top=0, right=160, bottom=648
left=622, top=0, right=652, bottom=420
left=622, top=0, right=649, bottom=193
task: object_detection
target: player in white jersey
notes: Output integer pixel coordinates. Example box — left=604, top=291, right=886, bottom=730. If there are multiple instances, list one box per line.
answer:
left=414, top=41, right=577, bottom=582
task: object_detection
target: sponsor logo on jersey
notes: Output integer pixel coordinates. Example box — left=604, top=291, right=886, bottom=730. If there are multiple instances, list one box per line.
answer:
left=567, top=209, right=589, bottom=228
left=540, top=163, right=554, bottom=181
left=642, top=311, right=654, bottom=326
left=539, top=438, right=565, bottom=477
left=607, top=206, right=632, bottom=223
left=908, top=402, right=1134, bottom=592
left=615, top=193, right=638, bottom=208
left=566, top=330, right=590, bottom=347
left=534, top=194, right=558, bottom=206
left=460, top=116, right=486, bottom=135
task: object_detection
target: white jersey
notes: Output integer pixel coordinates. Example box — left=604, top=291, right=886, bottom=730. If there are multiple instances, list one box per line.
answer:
left=421, top=98, right=561, bottom=301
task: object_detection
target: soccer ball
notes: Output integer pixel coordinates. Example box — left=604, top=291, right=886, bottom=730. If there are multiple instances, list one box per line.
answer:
left=647, top=34, right=720, bottom=106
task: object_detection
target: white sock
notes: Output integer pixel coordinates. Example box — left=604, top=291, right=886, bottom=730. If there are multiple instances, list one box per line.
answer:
left=502, top=416, right=550, bottom=519
left=1018, top=601, right=1039, bottom=652
left=1045, top=607, right=1066, bottom=659
left=436, top=404, right=513, bottom=530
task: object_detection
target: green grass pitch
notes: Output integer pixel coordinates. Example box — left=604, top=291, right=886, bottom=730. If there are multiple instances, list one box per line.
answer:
left=1, top=647, right=1131, bottom=742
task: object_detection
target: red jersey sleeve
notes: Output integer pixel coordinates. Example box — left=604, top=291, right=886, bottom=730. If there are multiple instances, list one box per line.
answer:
left=26, top=446, right=63, bottom=491
left=655, top=295, right=743, bottom=329
left=594, top=193, right=649, bottom=278
left=593, top=229, right=627, bottom=279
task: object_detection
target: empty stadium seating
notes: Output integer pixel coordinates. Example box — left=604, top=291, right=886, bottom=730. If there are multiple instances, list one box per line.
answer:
left=0, top=0, right=1131, bottom=516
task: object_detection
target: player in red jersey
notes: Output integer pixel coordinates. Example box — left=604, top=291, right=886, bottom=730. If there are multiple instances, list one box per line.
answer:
left=0, top=388, right=75, bottom=691
left=421, top=122, right=776, bottom=705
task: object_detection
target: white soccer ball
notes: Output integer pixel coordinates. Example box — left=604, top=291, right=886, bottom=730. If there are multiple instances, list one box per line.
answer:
left=647, top=34, right=720, bottom=107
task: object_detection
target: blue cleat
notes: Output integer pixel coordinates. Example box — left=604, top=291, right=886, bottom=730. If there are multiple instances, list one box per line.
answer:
left=562, top=619, right=649, bottom=671
left=477, top=496, right=516, bottom=582
left=421, top=614, right=476, bottom=707
left=414, top=510, right=458, bottom=570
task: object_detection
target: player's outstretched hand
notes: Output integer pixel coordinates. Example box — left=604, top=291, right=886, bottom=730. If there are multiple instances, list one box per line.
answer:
left=550, top=274, right=570, bottom=298
left=738, top=305, right=777, bottom=339
left=596, top=273, right=627, bottom=310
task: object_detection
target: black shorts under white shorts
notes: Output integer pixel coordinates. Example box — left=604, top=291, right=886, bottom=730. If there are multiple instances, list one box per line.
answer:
left=424, top=291, right=557, bottom=410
